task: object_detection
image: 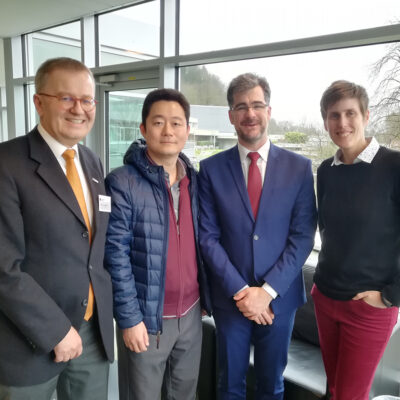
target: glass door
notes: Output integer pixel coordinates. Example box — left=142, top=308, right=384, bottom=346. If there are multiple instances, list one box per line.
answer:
left=97, top=70, right=158, bottom=172
left=107, top=88, right=155, bottom=171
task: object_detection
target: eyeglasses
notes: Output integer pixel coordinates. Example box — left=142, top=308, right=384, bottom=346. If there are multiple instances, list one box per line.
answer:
left=37, top=93, right=98, bottom=111
left=231, top=103, right=268, bottom=114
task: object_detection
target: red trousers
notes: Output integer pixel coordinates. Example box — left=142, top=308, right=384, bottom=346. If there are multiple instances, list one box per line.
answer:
left=311, top=284, right=398, bottom=400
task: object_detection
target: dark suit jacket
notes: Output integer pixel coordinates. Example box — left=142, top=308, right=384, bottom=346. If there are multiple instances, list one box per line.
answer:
left=199, top=143, right=317, bottom=314
left=0, top=128, right=114, bottom=386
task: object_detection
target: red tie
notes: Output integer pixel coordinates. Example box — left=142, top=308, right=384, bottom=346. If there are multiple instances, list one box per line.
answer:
left=247, top=152, right=262, bottom=218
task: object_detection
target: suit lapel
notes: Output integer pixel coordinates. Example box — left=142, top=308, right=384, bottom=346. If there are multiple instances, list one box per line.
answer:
left=227, top=146, right=254, bottom=220
left=28, top=129, right=87, bottom=229
left=255, top=143, right=279, bottom=224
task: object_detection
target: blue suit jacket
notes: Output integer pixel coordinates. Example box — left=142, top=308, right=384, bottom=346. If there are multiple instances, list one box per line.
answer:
left=198, top=143, right=317, bottom=314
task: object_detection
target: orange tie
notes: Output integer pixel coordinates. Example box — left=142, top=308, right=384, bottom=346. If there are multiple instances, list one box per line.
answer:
left=62, top=149, right=94, bottom=321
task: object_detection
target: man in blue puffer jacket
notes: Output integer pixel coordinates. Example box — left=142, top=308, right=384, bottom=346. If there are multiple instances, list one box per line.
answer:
left=104, top=88, right=212, bottom=400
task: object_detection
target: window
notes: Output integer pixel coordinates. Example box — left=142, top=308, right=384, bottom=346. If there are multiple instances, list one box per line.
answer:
left=26, top=84, right=38, bottom=132
left=3, top=0, right=400, bottom=172
left=180, top=42, right=397, bottom=171
left=26, top=21, right=81, bottom=75
left=98, top=1, right=160, bottom=66
left=108, top=89, right=155, bottom=170
left=0, top=87, right=6, bottom=143
left=0, top=39, right=6, bottom=142
left=180, top=0, right=399, bottom=54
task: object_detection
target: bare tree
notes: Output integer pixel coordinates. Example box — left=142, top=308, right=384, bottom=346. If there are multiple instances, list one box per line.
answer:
left=370, top=42, right=400, bottom=148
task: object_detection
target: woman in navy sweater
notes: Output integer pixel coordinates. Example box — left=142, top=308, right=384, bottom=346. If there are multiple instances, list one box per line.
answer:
left=312, top=80, right=400, bottom=400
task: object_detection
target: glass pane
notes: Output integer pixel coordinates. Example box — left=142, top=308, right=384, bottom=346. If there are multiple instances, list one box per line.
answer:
left=108, top=89, right=155, bottom=171
left=0, top=87, right=6, bottom=143
left=0, top=44, right=6, bottom=142
left=180, top=42, right=398, bottom=172
left=180, top=0, right=400, bottom=54
left=99, top=1, right=160, bottom=67
left=27, top=21, right=81, bottom=75
left=26, top=84, right=39, bottom=131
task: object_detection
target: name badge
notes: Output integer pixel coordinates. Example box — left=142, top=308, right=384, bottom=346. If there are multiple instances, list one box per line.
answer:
left=98, top=195, right=111, bottom=213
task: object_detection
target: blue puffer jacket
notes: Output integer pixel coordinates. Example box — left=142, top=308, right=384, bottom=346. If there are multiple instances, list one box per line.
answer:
left=104, top=139, right=212, bottom=334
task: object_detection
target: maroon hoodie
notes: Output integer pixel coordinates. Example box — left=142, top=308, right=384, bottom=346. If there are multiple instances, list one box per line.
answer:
left=163, top=174, right=200, bottom=318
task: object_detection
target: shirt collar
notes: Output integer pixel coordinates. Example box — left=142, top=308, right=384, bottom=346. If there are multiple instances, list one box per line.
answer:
left=165, top=158, right=186, bottom=187
left=331, top=137, right=380, bottom=166
left=238, top=138, right=270, bottom=164
left=37, top=123, right=80, bottom=160
left=164, top=158, right=186, bottom=185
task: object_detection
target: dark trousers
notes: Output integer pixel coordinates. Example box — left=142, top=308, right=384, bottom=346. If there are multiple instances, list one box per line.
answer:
left=0, top=318, right=109, bottom=400
left=312, top=284, right=398, bottom=400
left=117, top=302, right=202, bottom=400
left=213, top=306, right=296, bottom=400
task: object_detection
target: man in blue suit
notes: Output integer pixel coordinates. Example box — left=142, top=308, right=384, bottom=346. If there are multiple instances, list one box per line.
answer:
left=198, top=73, right=317, bottom=400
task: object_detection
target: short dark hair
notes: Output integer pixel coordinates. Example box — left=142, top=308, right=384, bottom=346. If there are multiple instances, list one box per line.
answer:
left=320, top=80, right=369, bottom=120
left=227, top=73, right=271, bottom=108
left=35, top=57, right=94, bottom=93
left=141, top=89, right=190, bottom=127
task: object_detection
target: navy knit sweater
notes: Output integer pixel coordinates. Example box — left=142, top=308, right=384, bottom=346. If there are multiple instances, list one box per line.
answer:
left=314, top=146, right=400, bottom=306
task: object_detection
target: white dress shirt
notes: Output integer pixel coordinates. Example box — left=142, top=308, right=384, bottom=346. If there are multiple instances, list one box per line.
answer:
left=238, top=139, right=270, bottom=186
left=236, top=139, right=278, bottom=299
left=331, top=136, right=380, bottom=166
left=38, top=124, right=93, bottom=226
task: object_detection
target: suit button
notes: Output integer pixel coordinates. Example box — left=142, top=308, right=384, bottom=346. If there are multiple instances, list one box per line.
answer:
left=89, top=265, right=93, bottom=270
left=254, top=234, right=259, bottom=240
left=26, top=338, right=36, bottom=349
left=82, top=299, right=88, bottom=307
left=82, top=231, right=89, bottom=238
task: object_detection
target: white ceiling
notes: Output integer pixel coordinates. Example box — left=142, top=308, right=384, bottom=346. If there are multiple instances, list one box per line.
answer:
left=0, top=0, right=138, bottom=38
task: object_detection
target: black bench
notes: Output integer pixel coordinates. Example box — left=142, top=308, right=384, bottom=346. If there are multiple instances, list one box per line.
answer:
left=197, top=262, right=400, bottom=399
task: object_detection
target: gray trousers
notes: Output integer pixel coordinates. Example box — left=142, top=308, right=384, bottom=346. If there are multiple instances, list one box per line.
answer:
left=117, top=302, right=202, bottom=400
left=0, top=318, right=109, bottom=400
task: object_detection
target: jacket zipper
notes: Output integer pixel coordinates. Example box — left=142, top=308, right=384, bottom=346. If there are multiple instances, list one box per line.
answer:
left=156, top=173, right=170, bottom=348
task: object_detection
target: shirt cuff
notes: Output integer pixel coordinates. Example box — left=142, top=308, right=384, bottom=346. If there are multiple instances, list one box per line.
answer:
left=234, top=284, right=249, bottom=296
left=262, top=282, right=278, bottom=299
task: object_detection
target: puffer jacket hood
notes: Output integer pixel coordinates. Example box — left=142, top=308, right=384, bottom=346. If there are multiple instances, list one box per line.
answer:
left=124, top=138, right=147, bottom=165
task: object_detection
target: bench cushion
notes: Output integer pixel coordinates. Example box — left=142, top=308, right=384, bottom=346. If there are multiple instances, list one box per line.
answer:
left=292, top=264, right=320, bottom=347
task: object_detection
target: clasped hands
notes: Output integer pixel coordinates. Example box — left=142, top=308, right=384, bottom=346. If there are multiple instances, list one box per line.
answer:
left=234, top=287, right=274, bottom=325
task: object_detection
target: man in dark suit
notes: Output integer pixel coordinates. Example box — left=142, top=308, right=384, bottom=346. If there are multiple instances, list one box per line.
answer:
left=199, top=73, right=317, bottom=399
left=0, top=57, right=114, bottom=400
